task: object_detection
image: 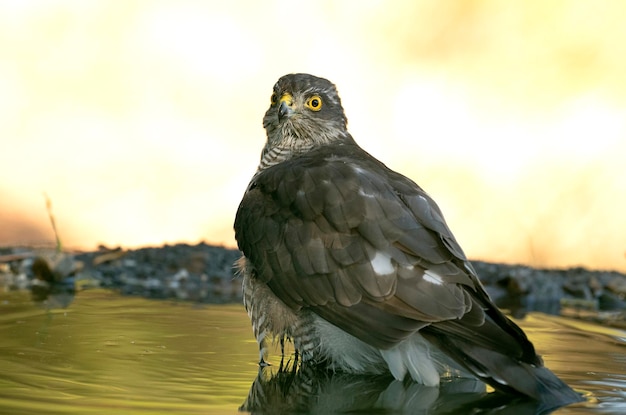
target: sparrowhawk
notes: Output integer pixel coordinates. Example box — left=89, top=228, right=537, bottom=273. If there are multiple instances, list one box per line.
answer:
left=234, top=73, right=582, bottom=409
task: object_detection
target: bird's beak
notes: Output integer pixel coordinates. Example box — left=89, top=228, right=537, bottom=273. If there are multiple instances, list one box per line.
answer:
left=278, top=93, right=295, bottom=122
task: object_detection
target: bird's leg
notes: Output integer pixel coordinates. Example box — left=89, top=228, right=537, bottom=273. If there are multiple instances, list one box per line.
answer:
left=277, top=335, right=287, bottom=369
left=258, top=336, right=270, bottom=367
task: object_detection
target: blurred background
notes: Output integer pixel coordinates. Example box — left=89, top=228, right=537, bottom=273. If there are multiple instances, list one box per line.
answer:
left=1, top=0, right=625, bottom=271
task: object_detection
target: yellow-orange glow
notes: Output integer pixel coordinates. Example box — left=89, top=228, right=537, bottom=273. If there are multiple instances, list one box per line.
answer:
left=1, top=1, right=625, bottom=272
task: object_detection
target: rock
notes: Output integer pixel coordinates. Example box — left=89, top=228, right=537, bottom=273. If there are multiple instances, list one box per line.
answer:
left=607, top=276, right=626, bottom=295
left=598, top=292, right=626, bottom=311
left=73, top=242, right=242, bottom=303
left=2, top=243, right=626, bottom=328
left=563, top=280, right=593, bottom=299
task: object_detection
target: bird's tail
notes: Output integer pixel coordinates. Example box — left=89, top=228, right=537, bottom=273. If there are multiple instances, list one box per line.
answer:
left=422, top=312, right=584, bottom=412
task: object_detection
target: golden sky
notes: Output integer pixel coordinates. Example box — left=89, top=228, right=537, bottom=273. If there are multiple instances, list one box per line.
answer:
left=1, top=1, right=625, bottom=271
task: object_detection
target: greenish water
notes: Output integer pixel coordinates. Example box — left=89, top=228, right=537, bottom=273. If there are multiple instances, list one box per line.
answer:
left=0, top=289, right=625, bottom=414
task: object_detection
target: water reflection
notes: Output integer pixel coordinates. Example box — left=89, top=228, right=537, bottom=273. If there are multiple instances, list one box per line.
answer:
left=30, top=275, right=76, bottom=308
left=241, top=362, right=560, bottom=415
left=0, top=290, right=259, bottom=414
left=0, top=289, right=624, bottom=414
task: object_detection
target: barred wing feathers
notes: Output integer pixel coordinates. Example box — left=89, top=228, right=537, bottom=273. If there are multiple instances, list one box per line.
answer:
left=236, top=143, right=515, bottom=350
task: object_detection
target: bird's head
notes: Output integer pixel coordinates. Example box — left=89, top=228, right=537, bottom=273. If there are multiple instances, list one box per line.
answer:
left=260, top=73, right=349, bottom=168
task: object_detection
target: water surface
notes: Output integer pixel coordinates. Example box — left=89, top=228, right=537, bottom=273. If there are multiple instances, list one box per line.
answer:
left=1, top=289, right=625, bottom=414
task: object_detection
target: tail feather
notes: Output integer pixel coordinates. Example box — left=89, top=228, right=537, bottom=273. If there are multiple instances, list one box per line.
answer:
left=457, top=341, right=581, bottom=408
left=422, top=313, right=584, bottom=411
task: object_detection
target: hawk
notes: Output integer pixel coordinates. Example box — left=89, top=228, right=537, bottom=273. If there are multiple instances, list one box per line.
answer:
left=234, top=73, right=581, bottom=409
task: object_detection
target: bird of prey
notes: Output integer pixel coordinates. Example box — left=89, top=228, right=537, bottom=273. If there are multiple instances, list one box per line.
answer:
left=234, top=73, right=582, bottom=409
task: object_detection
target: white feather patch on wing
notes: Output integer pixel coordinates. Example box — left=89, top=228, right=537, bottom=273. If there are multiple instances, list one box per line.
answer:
left=371, top=251, right=395, bottom=276
left=423, top=270, right=444, bottom=286
left=357, top=187, right=377, bottom=199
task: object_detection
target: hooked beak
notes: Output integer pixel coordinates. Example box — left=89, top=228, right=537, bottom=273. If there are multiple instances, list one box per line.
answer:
left=278, top=94, right=295, bottom=122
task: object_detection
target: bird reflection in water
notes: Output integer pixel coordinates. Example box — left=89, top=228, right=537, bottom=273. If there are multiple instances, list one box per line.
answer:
left=240, top=359, right=549, bottom=415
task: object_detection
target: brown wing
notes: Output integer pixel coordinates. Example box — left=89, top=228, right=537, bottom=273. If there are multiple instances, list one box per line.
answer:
left=235, top=142, right=495, bottom=349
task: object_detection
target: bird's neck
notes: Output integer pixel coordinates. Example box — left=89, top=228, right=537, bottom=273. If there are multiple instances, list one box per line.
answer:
left=257, top=143, right=303, bottom=171
left=256, top=129, right=317, bottom=171
left=257, top=129, right=351, bottom=172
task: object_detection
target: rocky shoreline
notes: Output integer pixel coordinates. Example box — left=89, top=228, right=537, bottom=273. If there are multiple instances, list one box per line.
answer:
left=1, top=242, right=625, bottom=327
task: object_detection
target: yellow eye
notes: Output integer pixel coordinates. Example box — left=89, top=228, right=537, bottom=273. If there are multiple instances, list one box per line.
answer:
left=270, top=93, right=278, bottom=106
left=305, top=95, right=323, bottom=111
